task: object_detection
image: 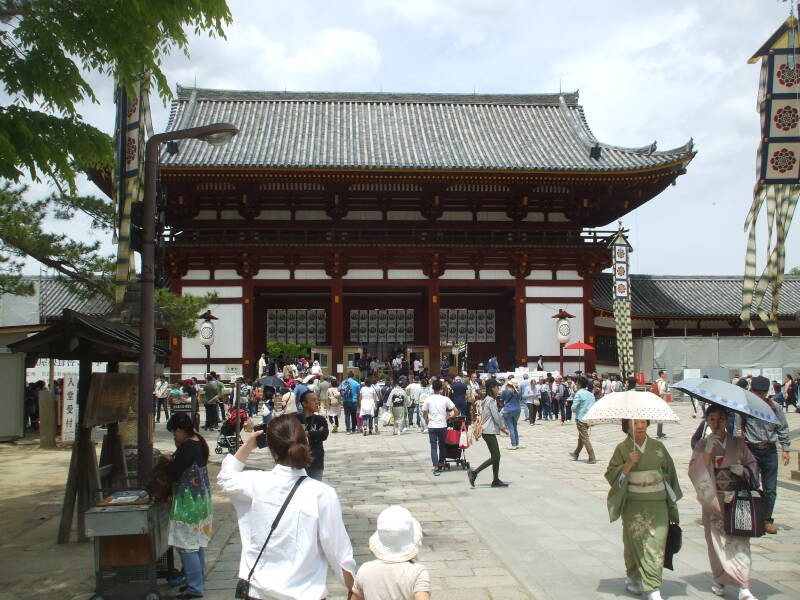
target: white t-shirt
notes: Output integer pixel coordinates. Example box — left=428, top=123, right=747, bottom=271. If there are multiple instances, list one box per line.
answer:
left=413, top=359, right=422, bottom=372
left=360, top=386, right=377, bottom=415
left=406, top=382, right=422, bottom=404
left=353, top=560, right=431, bottom=600
left=422, top=393, right=455, bottom=429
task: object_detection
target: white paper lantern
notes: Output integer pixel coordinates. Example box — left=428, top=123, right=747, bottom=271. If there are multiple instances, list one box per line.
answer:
left=199, top=320, right=215, bottom=346
left=556, top=318, right=571, bottom=345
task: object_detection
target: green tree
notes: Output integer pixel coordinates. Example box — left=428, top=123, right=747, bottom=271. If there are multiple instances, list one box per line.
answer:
left=790, top=266, right=800, bottom=275
left=0, top=0, right=231, bottom=333
left=154, top=288, right=218, bottom=338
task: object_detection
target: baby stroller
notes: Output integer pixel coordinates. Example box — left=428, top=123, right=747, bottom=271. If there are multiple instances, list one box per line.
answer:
left=442, top=416, right=470, bottom=470
left=215, top=408, right=247, bottom=454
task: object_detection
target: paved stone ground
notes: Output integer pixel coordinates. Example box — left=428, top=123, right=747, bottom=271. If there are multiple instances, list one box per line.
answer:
left=149, top=402, right=799, bottom=600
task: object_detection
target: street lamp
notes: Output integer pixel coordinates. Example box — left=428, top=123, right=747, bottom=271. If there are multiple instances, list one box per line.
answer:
left=138, top=123, right=238, bottom=487
left=552, top=308, right=575, bottom=376
left=198, top=309, right=218, bottom=376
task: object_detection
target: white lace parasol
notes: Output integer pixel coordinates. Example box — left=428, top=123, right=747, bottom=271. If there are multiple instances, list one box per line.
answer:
left=583, top=390, right=680, bottom=425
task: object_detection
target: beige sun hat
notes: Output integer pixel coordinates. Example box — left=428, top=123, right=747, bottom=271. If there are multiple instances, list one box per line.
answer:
left=368, top=505, right=423, bottom=563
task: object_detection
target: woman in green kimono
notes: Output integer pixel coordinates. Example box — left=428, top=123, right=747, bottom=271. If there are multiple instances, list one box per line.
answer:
left=605, top=419, right=682, bottom=600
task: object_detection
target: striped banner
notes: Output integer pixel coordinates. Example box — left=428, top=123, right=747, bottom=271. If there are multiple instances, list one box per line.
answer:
left=112, top=77, right=152, bottom=303
left=609, top=229, right=634, bottom=377
left=742, top=22, right=800, bottom=337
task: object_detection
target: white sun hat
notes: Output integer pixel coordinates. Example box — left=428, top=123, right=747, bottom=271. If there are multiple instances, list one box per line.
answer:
left=368, top=505, right=423, bottom=563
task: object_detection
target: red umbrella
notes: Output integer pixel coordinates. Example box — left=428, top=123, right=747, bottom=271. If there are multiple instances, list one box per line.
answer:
left=564, top=341, right=595, bottom=373
left=565, top=341, right=595, bottom=350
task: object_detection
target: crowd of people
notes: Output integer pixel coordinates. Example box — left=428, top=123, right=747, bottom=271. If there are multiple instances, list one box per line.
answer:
left=154, top=357, right=794, bottom=600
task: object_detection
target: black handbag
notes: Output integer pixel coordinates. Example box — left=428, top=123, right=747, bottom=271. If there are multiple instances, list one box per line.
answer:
left=724, top=488, right=766, bottom=537
left=663, top=523, right=682, bottom=570
left=235, top=476, right=306, bottom=599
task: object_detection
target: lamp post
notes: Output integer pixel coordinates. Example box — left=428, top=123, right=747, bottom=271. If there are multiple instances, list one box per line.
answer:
left=198, top=309, right=218, bottom=376
left=137, top=123, right=238, bottom=487
left=552, top=308, right=575, bottom=377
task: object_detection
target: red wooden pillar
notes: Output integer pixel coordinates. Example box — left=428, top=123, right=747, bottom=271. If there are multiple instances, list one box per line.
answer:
left=331, top=278, right=344, bottom=379
left=169, top=278, right=182, bottom=375
left=427, top=279, right=440, bottom=370
left=515, top=278, right=527, bottom=367
left=242, top=276, right=254, bottom=379
left=582, top=276, right=597, bottom=373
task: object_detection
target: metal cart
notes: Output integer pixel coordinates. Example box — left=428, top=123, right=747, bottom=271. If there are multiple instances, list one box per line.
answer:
left=85, top=499, right=172, bottom=600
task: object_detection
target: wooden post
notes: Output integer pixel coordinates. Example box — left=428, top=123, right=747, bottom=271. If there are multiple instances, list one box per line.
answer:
left=331, top=279, right=344, bottom=379
left=427, top=280, right=440, bottom=377
left=515, top=279, right=527, bottom=367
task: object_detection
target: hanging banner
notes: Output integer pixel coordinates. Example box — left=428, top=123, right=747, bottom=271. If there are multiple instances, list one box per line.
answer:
left=610, top=228, right=634, bottom=377
left=61, top=372, right=79, bottom=442
left=486, top=310, right=496, bottom=343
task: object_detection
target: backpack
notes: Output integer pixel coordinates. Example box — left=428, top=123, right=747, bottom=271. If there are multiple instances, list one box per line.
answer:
left=391, top=389, right=406, bottom=407
left=649, top=381, right=660, bottom=396
left=339, top=380, right=353, bottom=402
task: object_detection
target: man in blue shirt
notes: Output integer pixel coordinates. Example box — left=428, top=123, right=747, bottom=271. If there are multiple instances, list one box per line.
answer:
left=569, top=377, right=596, bottom=464
left=501, top=379, right=522, bottom=450
left=450, top=376, right=468, bottom=420
left=487, top=356, right=499, bottom=376
left=519, top=373, right=534, bottom=423
left=341, top=371, right=361, bottom=434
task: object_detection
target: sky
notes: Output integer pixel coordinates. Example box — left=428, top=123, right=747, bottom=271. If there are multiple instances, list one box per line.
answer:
left=15, top=0, right=800, bottom=276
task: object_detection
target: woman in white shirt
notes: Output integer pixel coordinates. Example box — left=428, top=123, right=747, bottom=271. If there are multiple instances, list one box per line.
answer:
left=359, top=377, right=378, bottom=436
left=217, top=414, right=356, bottom=599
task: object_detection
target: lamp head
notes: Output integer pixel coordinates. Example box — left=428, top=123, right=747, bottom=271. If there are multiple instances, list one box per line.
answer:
left=198, top=124, right=239, bottom=146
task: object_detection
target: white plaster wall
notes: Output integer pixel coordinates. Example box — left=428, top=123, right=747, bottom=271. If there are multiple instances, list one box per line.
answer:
left=556, top=270, right=582, bottom=281
left=295, top=269, right=331, bottom=280
left=479, top=270, right=514, bottom=280
left=522, top=212, right=545, bottom=222
left=254, top=269, right=291, bottom=280
left=441, top=211, right=473, bottom=221
left=195, top=210, right=217, bottom=220
left=181, top=363, right=242, bottom=379
left=182, top=303, right=242, bottom=360
left=387, top=211, right=423, bottom=220
left=184, top=269, right=211, bottom=281
left=257, top=210, right=291, bottom=220
left=477, top=211, right=512, bottom=221
left=214, top=269, right=241, bottom=280
left=295, top=210, right=331, bottom=220
left=440, top=269, right=475, bottom=280
left=343, top=269, right=383, bottom=279
left=526, top=302, right=585, bottom=356
left=220, top=210, right=243, bottom=220
left=343, top=211, right=382, bottom=220
left=183, top=286, right=242, bottom=298
left=526, top=270, right=552, bottom=280
left=549, top=212, right=570, bottom=222
left=527, top=360, right=585, bottom=375
left=387, top=269, right=426, bottom=279
left=525, top=286, right=583, bottom=298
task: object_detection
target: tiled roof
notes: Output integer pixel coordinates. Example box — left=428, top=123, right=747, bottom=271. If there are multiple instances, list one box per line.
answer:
left=34, top=277, right=112, bottom=320
left=160, top=87, right=695, bottom=172
left=593, top=274, right=800, bottom=318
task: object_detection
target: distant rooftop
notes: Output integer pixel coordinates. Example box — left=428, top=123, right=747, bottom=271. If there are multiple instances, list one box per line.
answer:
left=161, top=86, right=695, bottom=173
left=593, top=274, right=800, bottom=319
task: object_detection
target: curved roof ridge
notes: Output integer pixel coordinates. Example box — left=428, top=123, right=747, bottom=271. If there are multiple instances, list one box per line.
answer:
left=174, top=85, right=580, bottom=107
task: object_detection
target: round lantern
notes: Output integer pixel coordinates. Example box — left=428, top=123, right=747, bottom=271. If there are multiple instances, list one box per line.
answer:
left=199, top=319, right=215, bottom=347
left=556, top=318, right=571, bottom=345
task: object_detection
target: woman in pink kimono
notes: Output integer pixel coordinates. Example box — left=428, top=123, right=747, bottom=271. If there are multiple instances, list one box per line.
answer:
left=689, top=405, right=760, bottom=600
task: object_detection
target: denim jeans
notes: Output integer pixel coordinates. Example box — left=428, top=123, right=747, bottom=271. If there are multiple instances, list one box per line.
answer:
left=428, top=427, right=447, bottom=467
left=503, top=411, right=520, bottom=446
left=750, top=445, right=779, bottom=523
left=343, top=403, right=358, bottom=432
left=155, top=398, right=170, bottom=422
left=407, top=406, right=416, bottom=427
left=562, top=400, right=572, bottom=422
left=177, top=547, right=205, bottom=596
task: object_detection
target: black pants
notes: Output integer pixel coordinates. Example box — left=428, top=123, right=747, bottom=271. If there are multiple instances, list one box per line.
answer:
left=344, top=403, right=358, bottom=432
left=204, top=404, right=218, bottom=429
left=155, top=398, right=170, bottom=422
left=473, top=433, right=501, bottom=482
left=562, top=400, right=572, bottom=422
left=527, top=402, right=537, bottom=424
left=328, top=415, right=339, bottom=426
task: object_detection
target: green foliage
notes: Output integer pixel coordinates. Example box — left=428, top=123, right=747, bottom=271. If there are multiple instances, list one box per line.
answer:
left=789, top=266, right=800, bottom=276
left=266, top=342, right=311, bottom=359
left=1, top=0, right=232, bottom=190
left=155, top=288, right=219, bottom=338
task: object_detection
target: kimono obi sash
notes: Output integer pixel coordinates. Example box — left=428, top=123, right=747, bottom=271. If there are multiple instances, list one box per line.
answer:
left=627, top=469, right=665, bottom=494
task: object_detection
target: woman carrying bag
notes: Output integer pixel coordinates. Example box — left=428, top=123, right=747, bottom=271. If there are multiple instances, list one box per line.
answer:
left=689, top=405, right=760, bottom=600
left=165, top=413, right=213, bottom=599
left=218, top=414, right=355, bottom=599
left=467, top=378, right=510, bottom=488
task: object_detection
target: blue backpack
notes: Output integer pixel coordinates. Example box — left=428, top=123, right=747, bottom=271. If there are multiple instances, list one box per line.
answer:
left=339, top=380, right=353, bottom=402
